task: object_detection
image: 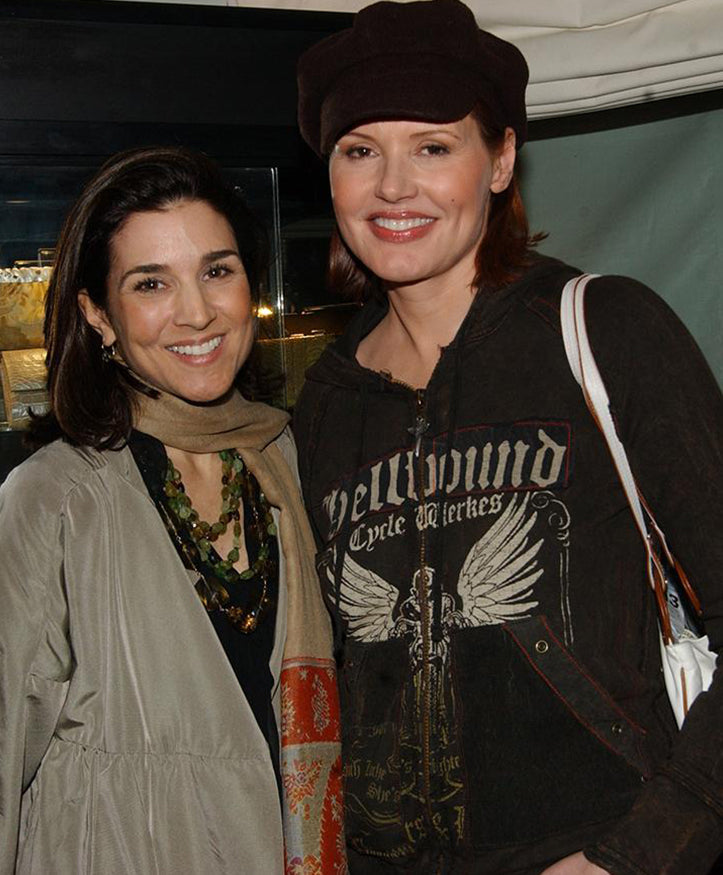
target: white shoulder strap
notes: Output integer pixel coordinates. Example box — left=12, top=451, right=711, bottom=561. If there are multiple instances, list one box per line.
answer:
left=560, top=274, right=655, bottom=583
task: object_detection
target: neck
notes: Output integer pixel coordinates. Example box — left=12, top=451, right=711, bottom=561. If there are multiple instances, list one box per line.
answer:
left=385, top=277, right=476, bottom=354
left=356, top=268, right=477, bottom=390
left=166, top=445, right=219, bottom=474
left=384, top=251, right=479, bottom=349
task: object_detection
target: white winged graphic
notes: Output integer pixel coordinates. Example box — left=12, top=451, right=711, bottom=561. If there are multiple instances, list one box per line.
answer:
left=456, top=492, right=542, bottom=625
left=328, top=553, right=399, bottom=642
left=330, top=493, right=543, bottom=644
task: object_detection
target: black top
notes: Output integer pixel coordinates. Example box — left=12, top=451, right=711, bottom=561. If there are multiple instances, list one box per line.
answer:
left=293, top=256, right=723, bottom=873
left=128, top=430, right=281, bottom=793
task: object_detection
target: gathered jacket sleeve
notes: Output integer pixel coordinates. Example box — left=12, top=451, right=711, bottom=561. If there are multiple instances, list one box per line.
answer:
left=0, top=453, right=74, bottom=874
left=580, top=277, right=723, bottom=875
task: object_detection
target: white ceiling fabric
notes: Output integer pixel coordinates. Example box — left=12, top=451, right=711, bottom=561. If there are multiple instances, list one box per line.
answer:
left=489, top=0, right=723, bottom=117
left=126, top=0, right=723, bottom=118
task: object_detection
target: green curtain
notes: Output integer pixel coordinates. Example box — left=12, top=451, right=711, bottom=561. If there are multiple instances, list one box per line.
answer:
left=521, top=101, right=722, bottom=386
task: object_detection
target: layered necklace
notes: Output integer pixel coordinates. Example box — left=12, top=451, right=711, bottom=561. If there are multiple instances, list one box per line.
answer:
left=161, top=448, right=277, bottom=634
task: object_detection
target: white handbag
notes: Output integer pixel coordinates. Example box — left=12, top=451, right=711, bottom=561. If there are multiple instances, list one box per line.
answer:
left=560, top=273, right=715, bottom=728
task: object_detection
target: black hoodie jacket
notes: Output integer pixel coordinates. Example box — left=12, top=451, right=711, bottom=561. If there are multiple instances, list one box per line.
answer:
left=293, top=256, right=723, bottom=875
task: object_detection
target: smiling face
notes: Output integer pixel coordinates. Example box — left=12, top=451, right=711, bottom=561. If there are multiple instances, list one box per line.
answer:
left=329, top=114, right=515, bottom=294
left=78, top=199, right=254, bottom=404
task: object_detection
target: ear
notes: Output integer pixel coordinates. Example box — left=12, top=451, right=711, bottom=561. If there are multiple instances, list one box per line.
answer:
left=490, top=127, right=517, bottom=194
left=77, top=290, right=117, bottom=347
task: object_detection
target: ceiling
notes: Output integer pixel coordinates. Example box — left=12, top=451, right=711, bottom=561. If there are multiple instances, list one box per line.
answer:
left=119, top=0, right=723, bottom=117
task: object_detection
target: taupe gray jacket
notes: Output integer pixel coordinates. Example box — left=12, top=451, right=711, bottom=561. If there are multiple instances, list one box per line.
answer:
left=0, top=438, right=291, bottom=874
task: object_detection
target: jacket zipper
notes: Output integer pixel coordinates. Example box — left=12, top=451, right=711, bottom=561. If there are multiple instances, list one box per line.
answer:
left=414, top=388, right=434, bottom=824
left=382, top=373, right=435, bottom=827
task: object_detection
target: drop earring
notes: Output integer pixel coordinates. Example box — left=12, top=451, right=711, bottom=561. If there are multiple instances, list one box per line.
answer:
left=101, top=339, right=117, bottom=363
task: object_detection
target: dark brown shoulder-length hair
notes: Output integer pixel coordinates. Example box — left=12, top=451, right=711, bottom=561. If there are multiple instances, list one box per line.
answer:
left=30, top=146, right=268, bottom=451
left=327, top=100, right=545, bottom=302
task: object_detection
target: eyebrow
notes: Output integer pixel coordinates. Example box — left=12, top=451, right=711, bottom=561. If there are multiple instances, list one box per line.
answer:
left=118, top=249, right=241, bottom=286
left=118, top=263, right=166, bottom=286
left=408, top=128, right=462, bottom=141
left=339, top=127, right=463, bottom=146
left=203, top=249, right=240, bottom=262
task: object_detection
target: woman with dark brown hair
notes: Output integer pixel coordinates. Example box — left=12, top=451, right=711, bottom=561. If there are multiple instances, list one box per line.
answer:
left=293, top=1, right=723, bottom=874
left=0, top=146, right=344, bottom=875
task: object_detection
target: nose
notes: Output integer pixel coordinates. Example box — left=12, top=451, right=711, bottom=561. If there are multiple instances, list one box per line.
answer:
left=174, top=281, right=215, bottom=329
left=375, top=153, right=417, bottom=202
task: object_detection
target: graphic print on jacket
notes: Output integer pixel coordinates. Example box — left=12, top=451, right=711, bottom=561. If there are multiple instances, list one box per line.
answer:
left=319, top=420, right=587, bottom=858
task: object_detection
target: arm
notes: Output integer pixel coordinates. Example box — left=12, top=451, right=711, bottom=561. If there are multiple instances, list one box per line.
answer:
left=583, top=277, right=723, bottom=875
left=0, top=460, right=72, bottom=873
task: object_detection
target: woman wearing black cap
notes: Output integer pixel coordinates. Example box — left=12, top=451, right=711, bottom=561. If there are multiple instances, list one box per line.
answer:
left=294, top=1, right=723, bottom=874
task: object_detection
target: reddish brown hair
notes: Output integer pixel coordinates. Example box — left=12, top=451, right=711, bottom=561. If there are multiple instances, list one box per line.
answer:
left=326, top=101, right=544, bottom=301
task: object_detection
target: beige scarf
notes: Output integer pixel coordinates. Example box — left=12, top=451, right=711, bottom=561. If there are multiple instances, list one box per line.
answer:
left=134, top=388, right=347, bottom=874
left=133, top=386, right=290, bottom=452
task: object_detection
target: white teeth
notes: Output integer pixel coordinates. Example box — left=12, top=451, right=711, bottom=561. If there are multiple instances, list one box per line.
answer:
left=168, top=336, right=222, bottom=356
left=373, top=216, right=434, bottom=231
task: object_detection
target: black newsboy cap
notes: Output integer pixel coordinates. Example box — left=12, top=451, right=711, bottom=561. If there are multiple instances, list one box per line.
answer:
left=297, top=0, right=529, bottom=157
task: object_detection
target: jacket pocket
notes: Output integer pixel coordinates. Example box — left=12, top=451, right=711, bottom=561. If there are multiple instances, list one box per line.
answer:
left=340, top=637, right=418, bottom=863
left=452, top=616, right=651, bottom=850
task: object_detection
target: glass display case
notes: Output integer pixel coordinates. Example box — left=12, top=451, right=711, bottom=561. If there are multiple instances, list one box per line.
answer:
left=0, top=165, right=94, bottom=432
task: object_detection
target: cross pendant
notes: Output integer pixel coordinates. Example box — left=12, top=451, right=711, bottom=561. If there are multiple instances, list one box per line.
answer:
left=408, top=415, right=430, bottom=458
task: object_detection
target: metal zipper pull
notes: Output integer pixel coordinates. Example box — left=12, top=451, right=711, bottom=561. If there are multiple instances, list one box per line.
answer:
left=408, top=390, right=429, bottom=458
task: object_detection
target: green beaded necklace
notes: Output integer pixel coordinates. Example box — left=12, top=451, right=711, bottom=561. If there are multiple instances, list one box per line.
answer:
left=162, top=448, right=277, bottom=632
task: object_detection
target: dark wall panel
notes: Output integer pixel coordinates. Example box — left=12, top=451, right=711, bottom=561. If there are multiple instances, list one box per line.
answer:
left=0, top=0, right=351, bottom=165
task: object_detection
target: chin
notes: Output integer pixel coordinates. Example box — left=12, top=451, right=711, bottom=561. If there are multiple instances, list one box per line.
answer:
left=366, top=258, right=430, bottom=286
left=158, top=376, right=237, bottom=405
left=130, top=355, right=242, bottom=404
left=378, top=271, right=431, bottom=288
left=183, top=386, right=236, bottom=405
